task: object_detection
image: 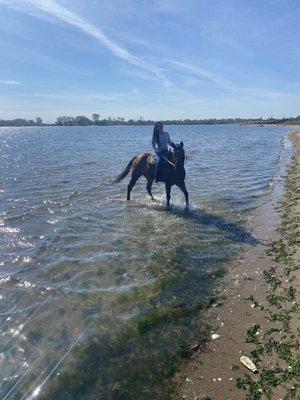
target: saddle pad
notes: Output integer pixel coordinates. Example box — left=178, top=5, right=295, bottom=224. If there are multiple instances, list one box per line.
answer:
left=148, top=155, right=157, bottom=165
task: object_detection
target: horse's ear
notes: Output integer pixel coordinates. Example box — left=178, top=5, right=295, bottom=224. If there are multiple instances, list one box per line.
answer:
left=180, top=141, right=184, bottom=147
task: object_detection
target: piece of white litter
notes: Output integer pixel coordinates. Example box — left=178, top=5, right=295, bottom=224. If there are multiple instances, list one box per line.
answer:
left=240, top=356, right=258, bottom=373
left=211, top=334, right=220, bottom=340
left=217, top=378, right=222, bottom=381
left=251, top=304, right=256, bottom=308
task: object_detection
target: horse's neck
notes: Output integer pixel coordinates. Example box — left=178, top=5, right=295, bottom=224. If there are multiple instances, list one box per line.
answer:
left=175, top=157, right=185, bottom=170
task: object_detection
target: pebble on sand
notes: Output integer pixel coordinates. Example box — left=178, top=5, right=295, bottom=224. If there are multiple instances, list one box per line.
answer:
left=211, top=334, right=220, bottom=340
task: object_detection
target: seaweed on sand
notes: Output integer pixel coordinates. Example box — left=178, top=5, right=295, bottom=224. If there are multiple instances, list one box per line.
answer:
left=237, top=147, right=300, bottom=399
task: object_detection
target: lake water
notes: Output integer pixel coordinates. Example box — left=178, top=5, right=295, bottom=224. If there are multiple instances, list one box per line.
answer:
left=0, top=124, right=292, bottom=399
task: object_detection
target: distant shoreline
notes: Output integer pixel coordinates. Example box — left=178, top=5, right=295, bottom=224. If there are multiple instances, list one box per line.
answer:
left=0, top=115, right=299, bottom=128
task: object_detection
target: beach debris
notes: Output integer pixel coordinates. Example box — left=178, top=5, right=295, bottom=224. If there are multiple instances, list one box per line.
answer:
left=288, top=386, right=296, bottom=397
left=240, top=356, right=258, bottom=373
left=189, top=342, right=199, bottom=352
left=211, top=333, right=220, bottom=340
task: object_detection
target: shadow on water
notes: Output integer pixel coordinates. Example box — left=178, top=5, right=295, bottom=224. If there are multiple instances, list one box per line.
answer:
left=168, top=207, right=264, bottom=246
left=136, top=200, right=263, bottom=246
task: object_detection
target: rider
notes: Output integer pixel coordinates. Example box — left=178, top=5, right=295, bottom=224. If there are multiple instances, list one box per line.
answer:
left=152, top=121, right=175, bottom=182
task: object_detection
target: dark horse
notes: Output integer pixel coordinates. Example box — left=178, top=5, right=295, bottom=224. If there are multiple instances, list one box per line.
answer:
left=113, top=142, right=189, bottom=207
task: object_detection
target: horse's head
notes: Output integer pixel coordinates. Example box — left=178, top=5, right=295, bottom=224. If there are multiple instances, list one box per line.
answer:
left=172, top=141, right=185, bottom=165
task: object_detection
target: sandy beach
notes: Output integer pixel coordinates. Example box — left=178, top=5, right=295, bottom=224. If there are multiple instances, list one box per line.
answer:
left=173, top=127, right=300, bottom=400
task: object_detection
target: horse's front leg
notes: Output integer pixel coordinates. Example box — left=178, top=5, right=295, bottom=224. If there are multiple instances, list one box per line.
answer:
left=165, top=183, right=171, bottom=207
left=176, top=181, right=189, bottom=207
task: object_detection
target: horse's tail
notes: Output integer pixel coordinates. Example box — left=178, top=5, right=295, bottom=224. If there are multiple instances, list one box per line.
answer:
left=113, top=156, right=137, bottom=183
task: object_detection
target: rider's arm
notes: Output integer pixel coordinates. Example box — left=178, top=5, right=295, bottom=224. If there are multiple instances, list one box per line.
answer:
left=167, top=132, right=176, bottom=149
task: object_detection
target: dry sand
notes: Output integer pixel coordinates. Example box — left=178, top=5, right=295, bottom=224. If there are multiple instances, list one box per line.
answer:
left=173, top=128, right=300, bottom=400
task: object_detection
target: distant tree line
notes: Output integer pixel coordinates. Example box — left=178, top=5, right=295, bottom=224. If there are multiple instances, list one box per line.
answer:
left=1, top=114, right=300, bottom=127
left=0, top=117, right=43, bottom=127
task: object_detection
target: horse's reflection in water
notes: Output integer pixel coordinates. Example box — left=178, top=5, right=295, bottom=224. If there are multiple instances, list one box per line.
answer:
left=113, top=142, right=189, bottom=208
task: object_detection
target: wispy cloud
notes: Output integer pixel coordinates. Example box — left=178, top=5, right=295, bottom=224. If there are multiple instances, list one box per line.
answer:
left=0, top=79, right=20, bottom=85
left=31, top=91, right=143, bottom=101
left=1, top=0, right=171, bottom=88
left=167, top=59, right=236, bottom=91
left=166, top=59, right=300, bottom=103
left=240, top=87, right=300, bottom=102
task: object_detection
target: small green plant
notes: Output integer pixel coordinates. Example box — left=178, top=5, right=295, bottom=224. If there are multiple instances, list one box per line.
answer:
left=245, top=324, right=261, bottom=344
left=231, top=364, right=239, bottom=371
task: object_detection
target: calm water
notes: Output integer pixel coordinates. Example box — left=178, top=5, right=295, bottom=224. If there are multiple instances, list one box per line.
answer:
left=0, top=124, right=292, bottom=399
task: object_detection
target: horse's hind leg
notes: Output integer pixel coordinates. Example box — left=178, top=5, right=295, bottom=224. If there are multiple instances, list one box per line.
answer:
left=127, top=175, right=139, bottom=201
left=146, top=178, right=154, bottom=200
left=127, top=171, right=142, bottom=201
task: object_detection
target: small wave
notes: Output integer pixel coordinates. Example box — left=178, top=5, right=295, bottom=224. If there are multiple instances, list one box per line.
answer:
left=47, top=218, right=63, bottom=225
left=0, top=226, right=20, bottom=234
left=62, top=278, right=156, bottom=294
left=4, top=213, right=31, bottom=223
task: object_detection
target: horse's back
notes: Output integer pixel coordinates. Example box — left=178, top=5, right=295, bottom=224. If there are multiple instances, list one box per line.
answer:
left=133, top=152, right=154, bottom=166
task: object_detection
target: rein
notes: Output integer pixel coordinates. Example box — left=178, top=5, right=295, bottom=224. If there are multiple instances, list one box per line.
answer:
left=160, top=153, right=176, bottom=167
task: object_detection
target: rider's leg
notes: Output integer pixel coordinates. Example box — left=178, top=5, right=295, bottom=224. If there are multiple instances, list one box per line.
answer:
left=155, top=152, right=163, bottom=182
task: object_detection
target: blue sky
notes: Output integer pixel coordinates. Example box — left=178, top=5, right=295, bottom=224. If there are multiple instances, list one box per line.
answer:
left=0, top=0, right=299, bottom=122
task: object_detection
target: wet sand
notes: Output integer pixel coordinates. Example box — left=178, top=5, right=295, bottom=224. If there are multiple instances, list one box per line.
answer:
left=173, top=128, right=300, bottom=400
